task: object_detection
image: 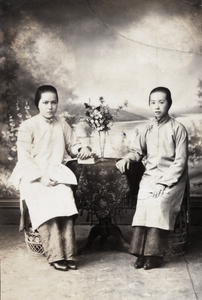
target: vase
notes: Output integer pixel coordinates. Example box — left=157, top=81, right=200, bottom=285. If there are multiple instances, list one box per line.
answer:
left=98, top=130, right=107, bottom=161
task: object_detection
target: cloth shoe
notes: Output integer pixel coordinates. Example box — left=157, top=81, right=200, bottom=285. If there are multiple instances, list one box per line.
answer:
left=51, top=260, right=68, bottom=271
left=134, top=256, right=145, bottom=269
left=66, top=260, right=78, bottom=270
left=144, top=256, right=160, bottom=270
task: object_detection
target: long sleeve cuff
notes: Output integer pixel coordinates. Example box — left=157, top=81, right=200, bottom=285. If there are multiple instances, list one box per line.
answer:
left=123, top=151, right=141, bottom=163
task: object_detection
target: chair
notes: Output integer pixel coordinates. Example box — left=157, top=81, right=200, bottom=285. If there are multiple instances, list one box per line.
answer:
left=20, top=200, right=44, bottom=256
left=165, top=180, right=190, bottom=256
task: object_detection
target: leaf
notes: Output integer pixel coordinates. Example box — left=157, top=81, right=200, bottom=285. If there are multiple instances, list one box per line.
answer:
left=84, top=103, right=91, bottom=108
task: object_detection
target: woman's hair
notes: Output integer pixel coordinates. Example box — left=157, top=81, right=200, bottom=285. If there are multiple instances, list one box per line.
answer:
left=149, top=86, right=172, bottom=109
left=35, top=85, right=58, bottom=109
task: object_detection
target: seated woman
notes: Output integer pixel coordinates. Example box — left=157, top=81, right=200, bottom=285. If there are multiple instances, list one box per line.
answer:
left=10, top=85, right=92, bottom=271
left=116, top=87, right=188, bottom=270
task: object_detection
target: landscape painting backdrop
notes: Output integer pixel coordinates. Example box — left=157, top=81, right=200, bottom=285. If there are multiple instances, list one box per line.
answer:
left=0, top=0, right=202, bottom=198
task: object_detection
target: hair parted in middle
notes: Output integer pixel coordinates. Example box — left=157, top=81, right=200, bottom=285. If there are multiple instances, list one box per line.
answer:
left=35, top=85, right=58, bottom=109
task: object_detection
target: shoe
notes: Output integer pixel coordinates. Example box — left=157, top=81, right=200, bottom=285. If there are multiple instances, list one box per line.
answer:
left=144, top=256, right=160, bottom=270
left=66, top=260, right=78, bottom=270
left=134, top=256, right=145, bottom=269
left=51, top=260, right=68, bottom=271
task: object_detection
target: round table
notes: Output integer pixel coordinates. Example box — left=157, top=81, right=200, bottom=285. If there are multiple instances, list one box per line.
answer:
left=67, top=158, right=144, bottom=253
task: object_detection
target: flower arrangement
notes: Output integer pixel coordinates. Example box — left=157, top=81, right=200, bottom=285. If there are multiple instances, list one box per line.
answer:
left=84, top=97, right=128, bottom=132
left=84, top=97, right=128, bottom=160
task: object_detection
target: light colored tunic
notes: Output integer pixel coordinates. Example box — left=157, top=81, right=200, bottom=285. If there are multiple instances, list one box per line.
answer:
left=125, top=114, right=188, bottom=231
left=10, top=114, right=82, bottom=230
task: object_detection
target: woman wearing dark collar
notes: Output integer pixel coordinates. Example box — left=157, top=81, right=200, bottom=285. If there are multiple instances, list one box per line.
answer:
left=11, top=85, right=91, bottom=271
left=116, top=87, right=188, bottom=270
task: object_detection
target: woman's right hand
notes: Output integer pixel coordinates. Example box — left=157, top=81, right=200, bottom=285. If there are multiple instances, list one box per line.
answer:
left=116, top=159, right=130, bottom=173
left=39, top=176, right=58, bottom=187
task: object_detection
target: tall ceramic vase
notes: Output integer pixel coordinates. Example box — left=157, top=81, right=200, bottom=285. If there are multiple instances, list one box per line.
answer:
left=98, top=130, right=106, bottom=161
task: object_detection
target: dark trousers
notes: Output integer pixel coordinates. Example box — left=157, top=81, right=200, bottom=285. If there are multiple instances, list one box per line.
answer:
left=129, top=226, right=169, bottom=257
left=38, top=216, right=77, bottom=264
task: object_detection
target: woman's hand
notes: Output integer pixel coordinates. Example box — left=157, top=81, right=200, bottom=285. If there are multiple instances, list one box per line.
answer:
left=116, top=159, right=130, bottom=173
left=153, top=184, right=166, bottom=198
left=77, top=147, right=92, bottom=160
left=39, top=176, right=58, bottom=187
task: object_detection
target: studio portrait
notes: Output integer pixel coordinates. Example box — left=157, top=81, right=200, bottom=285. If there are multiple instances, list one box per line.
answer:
left=0, top=0, right=202, bottom=299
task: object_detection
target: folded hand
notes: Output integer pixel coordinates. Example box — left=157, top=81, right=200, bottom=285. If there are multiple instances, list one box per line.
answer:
left=39, top=176, right=58, bottom=187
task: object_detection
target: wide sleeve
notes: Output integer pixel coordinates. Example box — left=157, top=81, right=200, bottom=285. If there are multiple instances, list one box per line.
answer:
left=61, top=120, right=83, bottom=157
left=9, top=120, right=43, bottom=188
left=157, top=124, right=188, bottom=187
left=123, top=124, right=147, bottom=162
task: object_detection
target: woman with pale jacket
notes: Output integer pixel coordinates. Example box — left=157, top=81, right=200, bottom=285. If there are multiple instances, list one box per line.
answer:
left=11, top=85, right=91, bottom=271
left=116, top=87, right=188, bottom=270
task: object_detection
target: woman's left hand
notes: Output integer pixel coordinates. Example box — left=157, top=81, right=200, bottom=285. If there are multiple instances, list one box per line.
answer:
left=153, top=184, right=166, bottom=198
left=77, top=147, right=92, bottom=159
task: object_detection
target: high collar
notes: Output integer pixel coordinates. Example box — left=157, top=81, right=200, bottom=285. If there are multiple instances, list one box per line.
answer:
left=153, top=113, right=170, bottom=126
left=38, top=114, right=55, bottom=124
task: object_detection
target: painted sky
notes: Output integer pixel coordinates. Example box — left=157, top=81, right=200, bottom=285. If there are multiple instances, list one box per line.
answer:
left=1, top=0, right=202, bottom=115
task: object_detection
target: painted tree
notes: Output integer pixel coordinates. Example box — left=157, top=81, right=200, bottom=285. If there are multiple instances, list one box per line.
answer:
left=187, top=79, right=202, bottom=163
left=197, top=79, right=202, bottom=107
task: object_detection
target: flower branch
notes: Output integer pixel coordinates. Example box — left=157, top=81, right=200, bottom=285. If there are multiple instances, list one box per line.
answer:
left=84, top=97, right=128, bottom=132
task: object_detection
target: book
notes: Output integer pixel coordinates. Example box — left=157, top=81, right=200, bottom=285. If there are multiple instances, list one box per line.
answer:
left=77, top=156, right=96, bottom=164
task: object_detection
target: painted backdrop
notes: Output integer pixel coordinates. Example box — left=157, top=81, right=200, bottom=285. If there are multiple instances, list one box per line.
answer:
left=0, top=0, right=202, bottom=198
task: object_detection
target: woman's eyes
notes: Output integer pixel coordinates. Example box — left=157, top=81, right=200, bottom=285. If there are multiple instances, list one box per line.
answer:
left=150, top=101, right=165, bottom=105
left=43, top=101, right=57, bottom=105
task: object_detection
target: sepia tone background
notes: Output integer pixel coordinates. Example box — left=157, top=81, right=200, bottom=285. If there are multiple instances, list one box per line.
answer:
left=0, top=0, right=202, bottom=216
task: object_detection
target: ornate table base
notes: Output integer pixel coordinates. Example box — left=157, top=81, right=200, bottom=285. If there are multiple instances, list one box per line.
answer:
left=77, top=217, right=130, bottom=254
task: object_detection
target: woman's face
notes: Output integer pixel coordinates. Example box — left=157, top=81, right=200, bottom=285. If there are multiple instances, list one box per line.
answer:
left=149, top=91, right=169, bottom=120
left=38, top=92, right=58, bottom=119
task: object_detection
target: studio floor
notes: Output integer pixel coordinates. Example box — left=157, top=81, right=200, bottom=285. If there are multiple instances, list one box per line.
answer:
left=0, top=224, right=202, bottom=300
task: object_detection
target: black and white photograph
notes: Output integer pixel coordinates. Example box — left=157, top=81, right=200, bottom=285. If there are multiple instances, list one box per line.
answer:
left=0, top=0, right=202, bottom=299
